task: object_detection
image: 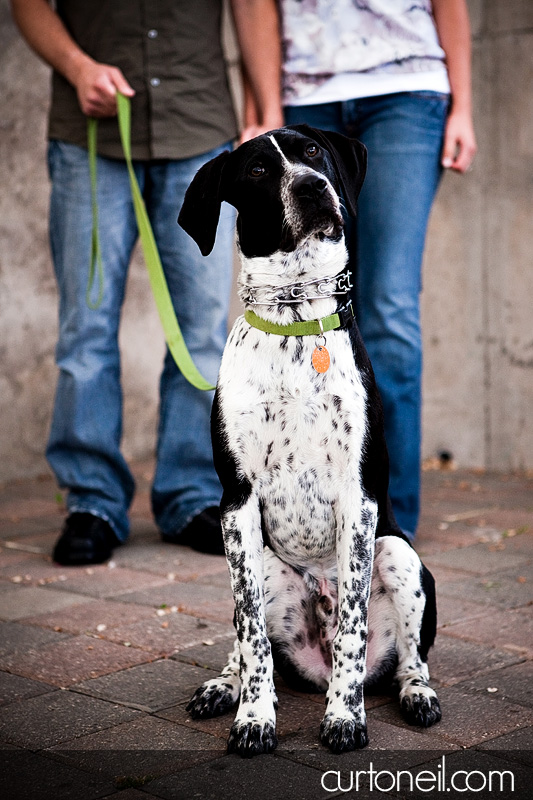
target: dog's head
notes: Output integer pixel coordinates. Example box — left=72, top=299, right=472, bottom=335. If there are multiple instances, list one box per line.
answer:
left=178, top=125, right=367, bottom=259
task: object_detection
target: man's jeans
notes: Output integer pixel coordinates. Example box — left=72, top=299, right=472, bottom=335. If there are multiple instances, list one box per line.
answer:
left=46, top=140, right=234, bottom=541
left=285, top=92, right=448, bottom=537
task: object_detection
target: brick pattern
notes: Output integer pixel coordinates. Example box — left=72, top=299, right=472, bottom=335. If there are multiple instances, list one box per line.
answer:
left=0, top=461, right=531, bottom=796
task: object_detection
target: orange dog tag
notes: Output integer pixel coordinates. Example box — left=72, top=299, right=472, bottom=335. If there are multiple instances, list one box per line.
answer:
left=312, top=345, right=330, bottom=373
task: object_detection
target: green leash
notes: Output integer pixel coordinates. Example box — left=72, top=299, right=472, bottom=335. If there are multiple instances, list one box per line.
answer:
left=86, top=116, right=104, bottom=310
left=86, top=92, right=215, bottom=392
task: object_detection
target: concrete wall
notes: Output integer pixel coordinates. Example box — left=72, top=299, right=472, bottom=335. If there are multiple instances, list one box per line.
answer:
left=421, top=0, right=533, bottom=471
left=1, top=0, right=532, bottom=484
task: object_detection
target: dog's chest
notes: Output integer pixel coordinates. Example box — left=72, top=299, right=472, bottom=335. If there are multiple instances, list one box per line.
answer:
left=218, top=317, right=368, bottom=567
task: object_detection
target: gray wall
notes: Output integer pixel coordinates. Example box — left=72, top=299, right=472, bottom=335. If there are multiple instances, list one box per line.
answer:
left=421, top=0, right=533, bottom=471
left=1, top=0, right=532, bottom=484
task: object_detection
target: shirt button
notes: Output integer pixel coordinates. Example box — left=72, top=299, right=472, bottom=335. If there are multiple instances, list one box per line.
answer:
left=147, top=29, right=158, bottom=39
left=150, top=77, right=160, bottom=87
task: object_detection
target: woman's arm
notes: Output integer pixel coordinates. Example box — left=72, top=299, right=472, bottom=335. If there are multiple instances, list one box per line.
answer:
left=230, top=0, right=284, bottom=141
left=432, top=0, right=477, bottom=173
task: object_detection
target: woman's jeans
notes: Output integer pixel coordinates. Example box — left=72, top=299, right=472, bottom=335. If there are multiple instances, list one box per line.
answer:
left=285, top=92, right=448, bottom=538
left=46, top=140, right=234, bottom=541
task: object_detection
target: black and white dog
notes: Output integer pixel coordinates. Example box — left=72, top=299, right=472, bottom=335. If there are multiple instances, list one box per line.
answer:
left=178, top=125, right=441, bottom=757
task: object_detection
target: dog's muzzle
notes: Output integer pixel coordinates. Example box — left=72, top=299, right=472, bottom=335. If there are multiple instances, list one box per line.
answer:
left=290, top=171, right=343, bottom=239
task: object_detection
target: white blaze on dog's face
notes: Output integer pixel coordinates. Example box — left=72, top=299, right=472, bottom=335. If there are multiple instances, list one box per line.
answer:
left=267, top=134, right=344, bottom=245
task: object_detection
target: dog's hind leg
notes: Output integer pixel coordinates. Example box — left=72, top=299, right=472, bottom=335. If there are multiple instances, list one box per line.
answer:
left=186, top=638, right=241, bottom=719
left=374, top=536, right=441, bottom=727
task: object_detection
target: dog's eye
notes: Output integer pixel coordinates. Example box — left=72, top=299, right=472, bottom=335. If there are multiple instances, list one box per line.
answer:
left=249, top=164, right=266, bottom=178
left=306, top=144, right=319, bottom=157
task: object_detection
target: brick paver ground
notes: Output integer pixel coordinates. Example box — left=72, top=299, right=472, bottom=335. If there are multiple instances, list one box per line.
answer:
left=0, top=460, right=531, bottom=799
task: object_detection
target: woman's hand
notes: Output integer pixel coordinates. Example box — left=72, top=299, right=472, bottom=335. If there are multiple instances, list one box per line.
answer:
left=441, top=106, right=477, bottom=173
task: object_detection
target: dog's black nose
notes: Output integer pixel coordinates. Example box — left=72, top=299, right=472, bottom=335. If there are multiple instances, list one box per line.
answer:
left=293, top=173, right=328, bottom=201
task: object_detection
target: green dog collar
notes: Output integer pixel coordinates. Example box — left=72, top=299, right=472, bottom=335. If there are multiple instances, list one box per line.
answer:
left=244, top=301, right=354, bottom=337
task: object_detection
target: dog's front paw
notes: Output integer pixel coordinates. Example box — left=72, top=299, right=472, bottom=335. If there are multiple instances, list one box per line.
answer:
left=320, top=714, right=369, bottom=754
left=400, top=692, right=442, bottom=728
left=227, top=719, right=278, bottom=758
left=186, top=679, right=239, bottom=720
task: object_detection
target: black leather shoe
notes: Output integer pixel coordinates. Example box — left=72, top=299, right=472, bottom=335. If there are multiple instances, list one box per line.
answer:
left=164, top=506, right=225, bottom=556
left=53, top=512, right=119, bottom=566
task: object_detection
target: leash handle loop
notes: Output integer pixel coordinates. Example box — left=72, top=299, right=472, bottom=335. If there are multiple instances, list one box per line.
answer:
left=87, top=93, right=215, bottom=391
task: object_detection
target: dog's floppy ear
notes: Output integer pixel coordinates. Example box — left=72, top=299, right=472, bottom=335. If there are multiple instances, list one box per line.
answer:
left=287, top=124, right=367, bottom=218
left=178, top=150, right=230, bottom=256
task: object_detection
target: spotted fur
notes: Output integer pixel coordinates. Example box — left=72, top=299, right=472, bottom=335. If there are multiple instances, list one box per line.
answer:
left=179, top=125, right=441, bottom=757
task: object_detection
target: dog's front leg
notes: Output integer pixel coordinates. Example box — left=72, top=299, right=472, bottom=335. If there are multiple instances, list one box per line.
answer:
left=223, top=494, right=278, bottom=757
left=320, top=497, right=376, bottom=753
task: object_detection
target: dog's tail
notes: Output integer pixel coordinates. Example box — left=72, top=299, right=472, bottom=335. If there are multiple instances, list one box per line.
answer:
left=419, top=563, right=438, bottom=662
